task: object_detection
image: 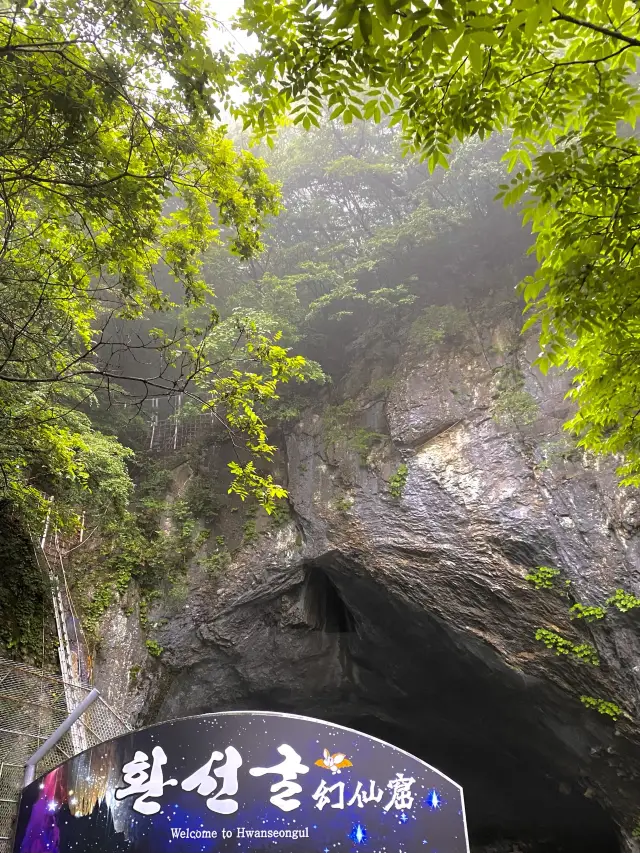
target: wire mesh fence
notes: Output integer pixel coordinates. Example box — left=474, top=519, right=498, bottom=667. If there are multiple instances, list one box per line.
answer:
left=148, top=411, right=218, bottom=453
left=0, top=658, right=130, bottom=853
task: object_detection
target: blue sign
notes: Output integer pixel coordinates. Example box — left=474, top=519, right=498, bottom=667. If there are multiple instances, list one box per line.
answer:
left=13, top=711, right=469, bottom=853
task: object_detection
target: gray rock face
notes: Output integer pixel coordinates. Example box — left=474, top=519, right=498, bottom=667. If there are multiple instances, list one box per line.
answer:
left=97, top=321, right=640, bottom=853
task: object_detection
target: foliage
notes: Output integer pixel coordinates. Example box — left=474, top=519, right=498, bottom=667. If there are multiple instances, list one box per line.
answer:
left=84, top=583, right=118, bottom=642
left=324, top=401, right=359, bottom=447
left=183, top=477, right=224, bottom=527
left=368, top=377, right=395, bottom=398
left=242, top=505, right=259, bottom=543
left=525, top=566, right=562, bottom=591
left=0, top=401, right=135, bottom=532
left=580, top=695, right=630, bottom=722
left=492, top=389, right=538, bottom=428
left=535, top=437, right=580, bottom=472
left=260, top=395, right=307, bottom=425
left=205, top=122, right=514, bottom=383
left=234, top=0, right=640, bottom=485
left=528, top=566, right=639, bottom=717
left=0, top=506, right=52, bottom=662
left=409, top=305, right=469, bottom=350
left=335, top=495, right=354, bottom=513
left=388, top=464, right=409, bottom=499
left=270, top=500, right=291, bottom=527
left=73, top=459, right=217, bottom=644
left=569, top=603, right=607, bottom=623
left=228, top=461, right=288, bottom=512
left=606, top=588, right=640, bottom=613
left=534, top=628, right=599, bottom=666
left=199, top=548, right=232, bottom=576
left=491, top=367, right=538, bottom=428
left=204, top=325, right=313, bottom=512
left=0, top=0, right=295, bottom=532
left=527, top=566, right=640, bottom=622
left=324, top=400, right=386, bottom=462
left=350, top=428, right=386, bottom=463
left=145, top=639, right=163, bottom=658
left=243, top=518, right=258, bottom=543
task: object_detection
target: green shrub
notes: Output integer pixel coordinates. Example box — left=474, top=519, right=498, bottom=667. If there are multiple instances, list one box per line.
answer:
left=145, top=639, right=163, bottom=657
left=525, top=566, right=561, bottom=590
left=335, top=496, right=354, bottom=513
left=368, top=376, right=394, bottom=398
left=350, top=427, right=385, bottom=463
left=323, top=401, right=385, bottom=463
left=409, top=305, right=469, bottom=350
left=199, top=549, right=231, bottom=576
left=536, top=436, right=579, bottom=471
left=184, top=476, right=224, bottom=525
left=243, top=518, right=258, bottom=543
left=492, top=388, right=538, bottom=426
left=606, top=588, right=640, bottom=613
left=388, top=464, right=409, bottom=499
left=491, top=366, right=538, bottom=427
left=270, top=500, right=291, bottom=526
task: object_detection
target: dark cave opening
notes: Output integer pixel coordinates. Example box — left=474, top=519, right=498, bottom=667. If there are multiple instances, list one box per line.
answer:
left=294, top=556, right=623, bottom=853
left=159, top=552, right=627, bottom=853
left=302, top=564, right=356, bottom=634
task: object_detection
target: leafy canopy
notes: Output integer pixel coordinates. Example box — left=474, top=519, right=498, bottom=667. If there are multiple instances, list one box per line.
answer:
left=234, top=0, right=640, bottom=484
left=201, top=121, right=515, bottom=371
left=0, top=0, right=301, bottom=525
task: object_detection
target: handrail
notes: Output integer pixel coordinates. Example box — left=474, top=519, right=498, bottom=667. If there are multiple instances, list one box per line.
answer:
left=22, top=688, right=100, bottom=787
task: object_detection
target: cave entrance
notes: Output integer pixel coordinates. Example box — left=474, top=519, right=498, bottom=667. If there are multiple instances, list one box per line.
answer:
left=302, top=563, right=356, bottom=634
left=295, top=555, right=622, bottom=853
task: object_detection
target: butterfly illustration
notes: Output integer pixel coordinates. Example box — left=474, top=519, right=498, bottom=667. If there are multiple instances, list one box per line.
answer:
left=315, top=748, right=353, bottom=774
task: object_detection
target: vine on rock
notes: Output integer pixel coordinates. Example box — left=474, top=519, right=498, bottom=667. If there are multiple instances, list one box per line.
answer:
left=527, top=565, right=639, bottom=722
left=580, top=696, right=630, bottom=722
left=534, top=628, right=599, bottom=666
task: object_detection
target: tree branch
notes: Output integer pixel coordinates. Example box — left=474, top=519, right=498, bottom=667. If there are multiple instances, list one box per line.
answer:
left=552, top=9, right=640, bottom=47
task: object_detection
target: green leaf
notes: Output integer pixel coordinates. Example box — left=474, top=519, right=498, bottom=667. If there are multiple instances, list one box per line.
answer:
left=334, top=0, right=359, bottom=29
left=359, top=5, right=373, bottom=41
left=468, top=37, right=483, bottom=71
left=373, top=0, right=394, bottom=21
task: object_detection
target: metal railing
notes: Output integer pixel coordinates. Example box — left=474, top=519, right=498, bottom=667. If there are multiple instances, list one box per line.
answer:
left=148, top=410, right=218, bottom=453
left=0, top=659, right=130, bottom=853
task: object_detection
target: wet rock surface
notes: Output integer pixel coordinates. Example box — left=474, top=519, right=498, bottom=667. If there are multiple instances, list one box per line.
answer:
left=96, top=323, right=640, bottom=853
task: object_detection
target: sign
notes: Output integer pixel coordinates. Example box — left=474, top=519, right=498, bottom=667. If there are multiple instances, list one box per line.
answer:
left=13, top=711, right=469, bottom=853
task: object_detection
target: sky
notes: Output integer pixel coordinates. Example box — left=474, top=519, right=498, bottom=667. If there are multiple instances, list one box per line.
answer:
left=209, top=0, right=258, bottom=56
left=208, top=0, right=259, bottom=110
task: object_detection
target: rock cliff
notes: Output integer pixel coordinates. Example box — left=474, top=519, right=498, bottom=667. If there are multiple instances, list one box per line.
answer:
left=92, top=302, right=640, bottom=853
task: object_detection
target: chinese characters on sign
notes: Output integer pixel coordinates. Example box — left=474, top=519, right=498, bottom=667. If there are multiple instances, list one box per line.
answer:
left=114, top=744, right=416, bottom=818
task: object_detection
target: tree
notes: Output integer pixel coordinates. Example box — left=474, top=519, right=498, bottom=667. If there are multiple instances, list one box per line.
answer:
left=0, top=0, right=303, bottom=526
left=201, top=121, right=518, bottom=377
left=234, top=0, right=640, bottom=483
